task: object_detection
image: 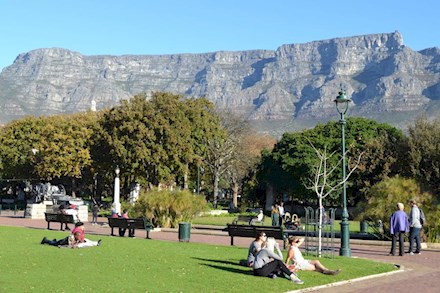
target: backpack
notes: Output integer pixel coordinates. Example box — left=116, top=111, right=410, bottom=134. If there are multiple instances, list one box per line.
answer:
left=419, top=208, right=426, bottom=225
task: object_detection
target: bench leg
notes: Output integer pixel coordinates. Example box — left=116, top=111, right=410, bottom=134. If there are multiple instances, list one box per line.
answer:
left=47, top=222, right=50, bottom=230
left=231, top=236, right=234, bottom=246
left=110, top=227, right=115, bottom=236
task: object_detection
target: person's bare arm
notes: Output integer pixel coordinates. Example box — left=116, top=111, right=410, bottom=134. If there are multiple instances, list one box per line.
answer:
left=285, top=247, right=295, bottom=264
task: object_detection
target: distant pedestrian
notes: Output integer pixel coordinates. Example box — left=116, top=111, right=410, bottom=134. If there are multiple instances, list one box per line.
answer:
left=278, top=202, right=285, bottom=226
left=389, top=202, right=409, bottom=256
left=271, top=204, right=280, bottom=227
left=408, top=199, right=422, bottom=255
left=92, top=203, right=100, bottom=225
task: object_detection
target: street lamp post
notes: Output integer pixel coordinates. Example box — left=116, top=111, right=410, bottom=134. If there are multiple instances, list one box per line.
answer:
left=113, top=166, right=121, bottom=215
left=334, top=89, right=352, bottom=257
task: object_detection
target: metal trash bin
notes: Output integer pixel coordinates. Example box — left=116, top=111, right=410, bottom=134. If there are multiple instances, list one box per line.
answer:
left=360, top=221, right=369, bottom=233
left=178, top=222, right=191, bottom=242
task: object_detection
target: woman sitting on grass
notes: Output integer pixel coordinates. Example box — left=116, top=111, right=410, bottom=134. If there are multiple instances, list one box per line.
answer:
left=246, top=231, right=266, bottom=267
left=285, top=236, right=340, bottom=275
left=253, top=237, right=304, bottom=285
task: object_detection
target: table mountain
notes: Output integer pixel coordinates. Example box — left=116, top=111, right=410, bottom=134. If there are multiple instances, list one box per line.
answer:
left=0, top=31, right=439, bottom=133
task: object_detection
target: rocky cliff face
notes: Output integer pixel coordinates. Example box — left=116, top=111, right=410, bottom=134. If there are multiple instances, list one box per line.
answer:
left=0, top=32, right=439, bottom=132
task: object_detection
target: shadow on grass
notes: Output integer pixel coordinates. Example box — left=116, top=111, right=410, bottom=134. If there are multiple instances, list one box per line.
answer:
left=192, top=257, right=253, bottom=275
left=191, top=257, right=243, bottom=266
left=202, top=264, right=254, bottom=275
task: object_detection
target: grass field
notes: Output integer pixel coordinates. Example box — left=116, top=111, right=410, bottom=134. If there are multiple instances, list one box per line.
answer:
left=0, top=226, right=397, bottom=292
left=192, top=215, right=374, bottom=233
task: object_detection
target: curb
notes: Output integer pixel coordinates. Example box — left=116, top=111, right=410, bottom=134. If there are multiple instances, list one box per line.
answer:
left=284, top=266, right=407, bottom=293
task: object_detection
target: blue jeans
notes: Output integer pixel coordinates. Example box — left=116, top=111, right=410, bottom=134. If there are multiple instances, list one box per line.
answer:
left=409, top=227, right=421, bottom=253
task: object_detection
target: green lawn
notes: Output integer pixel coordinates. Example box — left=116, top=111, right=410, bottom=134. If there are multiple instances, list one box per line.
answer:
left=192, top=215, right=374, bottom=233
left=0, top=226, right=396, bottom=292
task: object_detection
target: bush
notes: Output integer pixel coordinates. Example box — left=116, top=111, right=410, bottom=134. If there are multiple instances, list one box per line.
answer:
left=357, top=176, right=438, bottom=241
left=132, top=189, right=208, bottom=228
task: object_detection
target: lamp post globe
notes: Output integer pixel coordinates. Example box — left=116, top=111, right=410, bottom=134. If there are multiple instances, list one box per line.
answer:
left=334, top=89, right=352, bottom=257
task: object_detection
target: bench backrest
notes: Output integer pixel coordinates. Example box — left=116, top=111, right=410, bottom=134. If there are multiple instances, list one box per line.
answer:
left=108, top=217, right=129, bottom=228
left=44, top=212, right=74, bottom=223
left=227, top=224, right=283, bottom=239
left=108, top=217, right=147, bottom=229
left=127, top=218, right=145, bottom=229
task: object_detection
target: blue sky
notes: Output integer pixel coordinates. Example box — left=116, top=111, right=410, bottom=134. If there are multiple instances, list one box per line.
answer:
left=1, top=0, right=439, bottom=70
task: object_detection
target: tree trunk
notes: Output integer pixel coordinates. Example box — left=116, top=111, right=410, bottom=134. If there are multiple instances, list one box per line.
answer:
left=183, top=163, right=189, bottom=190
left=318, top=198, right=323, bottom=258
left=232, top=181, right=239, bottom=208
left=71, top=178, right=77, bottom=198
left=213, top=172, right=219, bottom=208
left=265, top=184, right=274, bottom=211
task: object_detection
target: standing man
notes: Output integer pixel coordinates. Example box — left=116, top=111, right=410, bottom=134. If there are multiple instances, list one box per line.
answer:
left=408, top=199, right=422, bottom=255
left=389, top=202, right=409, bottom=256
left=278, top=202, right=285, bottom=227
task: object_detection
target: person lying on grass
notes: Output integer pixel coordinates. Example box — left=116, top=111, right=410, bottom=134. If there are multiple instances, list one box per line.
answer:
left=41, top=222, right=101, bottom=248
left=285, top=236, right=340, bottom=275
left=253, top=237, right=304, bottom=285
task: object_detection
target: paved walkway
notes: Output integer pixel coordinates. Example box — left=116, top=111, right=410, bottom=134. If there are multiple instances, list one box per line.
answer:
left=1, top=211, right=439, bottom=293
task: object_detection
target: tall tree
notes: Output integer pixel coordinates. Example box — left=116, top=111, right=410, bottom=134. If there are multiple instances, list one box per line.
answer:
left=256, top=117, right=405, bottom=206
left=407, top=116, right=440, bottom=197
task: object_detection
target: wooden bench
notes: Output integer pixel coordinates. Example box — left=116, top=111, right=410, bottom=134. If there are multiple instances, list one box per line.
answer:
left=44, top=212, right=75, bottom=230
left=107, top=217, right=154, bottom=239
left=226, top=224, right=286, bottom=247
left=233, top=215, right=265, bottom=225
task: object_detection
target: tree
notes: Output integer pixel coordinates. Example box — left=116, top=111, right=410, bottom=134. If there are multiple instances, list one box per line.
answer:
left=256, top=117, right=405, bottom=206
left=407, top=116, right=440, bottom=197
left=305, top=141, right=362, bottom=256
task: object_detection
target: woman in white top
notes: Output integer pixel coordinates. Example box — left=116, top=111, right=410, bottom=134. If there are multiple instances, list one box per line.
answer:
left=285, top=236, right=340, bottom=275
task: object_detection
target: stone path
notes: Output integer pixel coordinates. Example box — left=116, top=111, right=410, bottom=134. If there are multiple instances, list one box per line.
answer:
left=1, top=211, right=439, bottom=293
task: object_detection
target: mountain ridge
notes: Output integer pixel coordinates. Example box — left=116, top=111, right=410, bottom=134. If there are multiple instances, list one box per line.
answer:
left=0, top=31, right=439, bottom=134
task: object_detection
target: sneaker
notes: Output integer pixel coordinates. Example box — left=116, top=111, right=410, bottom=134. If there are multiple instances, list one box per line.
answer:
left=267, top=273, right=277, bottom=279
left=410, top=252, right=414, bottom=255
left=97, top=240, right=102, bottom=246
left=41, top=237, right=48, bottom=244
left=415, top=251, right=421, bottom=255
left=291, top=274, right=304, bottom=285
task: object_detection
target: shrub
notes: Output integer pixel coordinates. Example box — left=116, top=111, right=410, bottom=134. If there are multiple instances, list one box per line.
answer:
left=357, top=176, right=438, bottom=241
left=132, top=189, right=208, bottom=228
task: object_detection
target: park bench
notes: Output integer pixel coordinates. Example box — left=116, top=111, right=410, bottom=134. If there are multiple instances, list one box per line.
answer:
left=226, top=224, right=286, bottom=247
left=44, top=212, right=75, bottom=230
left=232, top=215, right=265, bottom=225
left=107, top=217, right=154, bottom=239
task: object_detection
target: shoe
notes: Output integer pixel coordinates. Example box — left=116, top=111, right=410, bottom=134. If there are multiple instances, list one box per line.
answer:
left=410, top=252, right=414, bottom=255
left=415, top=251, right=421, bottom=255
left=65, top=227, right=70, bottom=231
left=41, top=237, right=48, bottom=244
left=97, top=239, right=102, bottom=246
left=267, top=273, right=277, bottom=279
left=290, top=274, right=304, bottom=285
left=331, top=269, right=341, bottom=275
